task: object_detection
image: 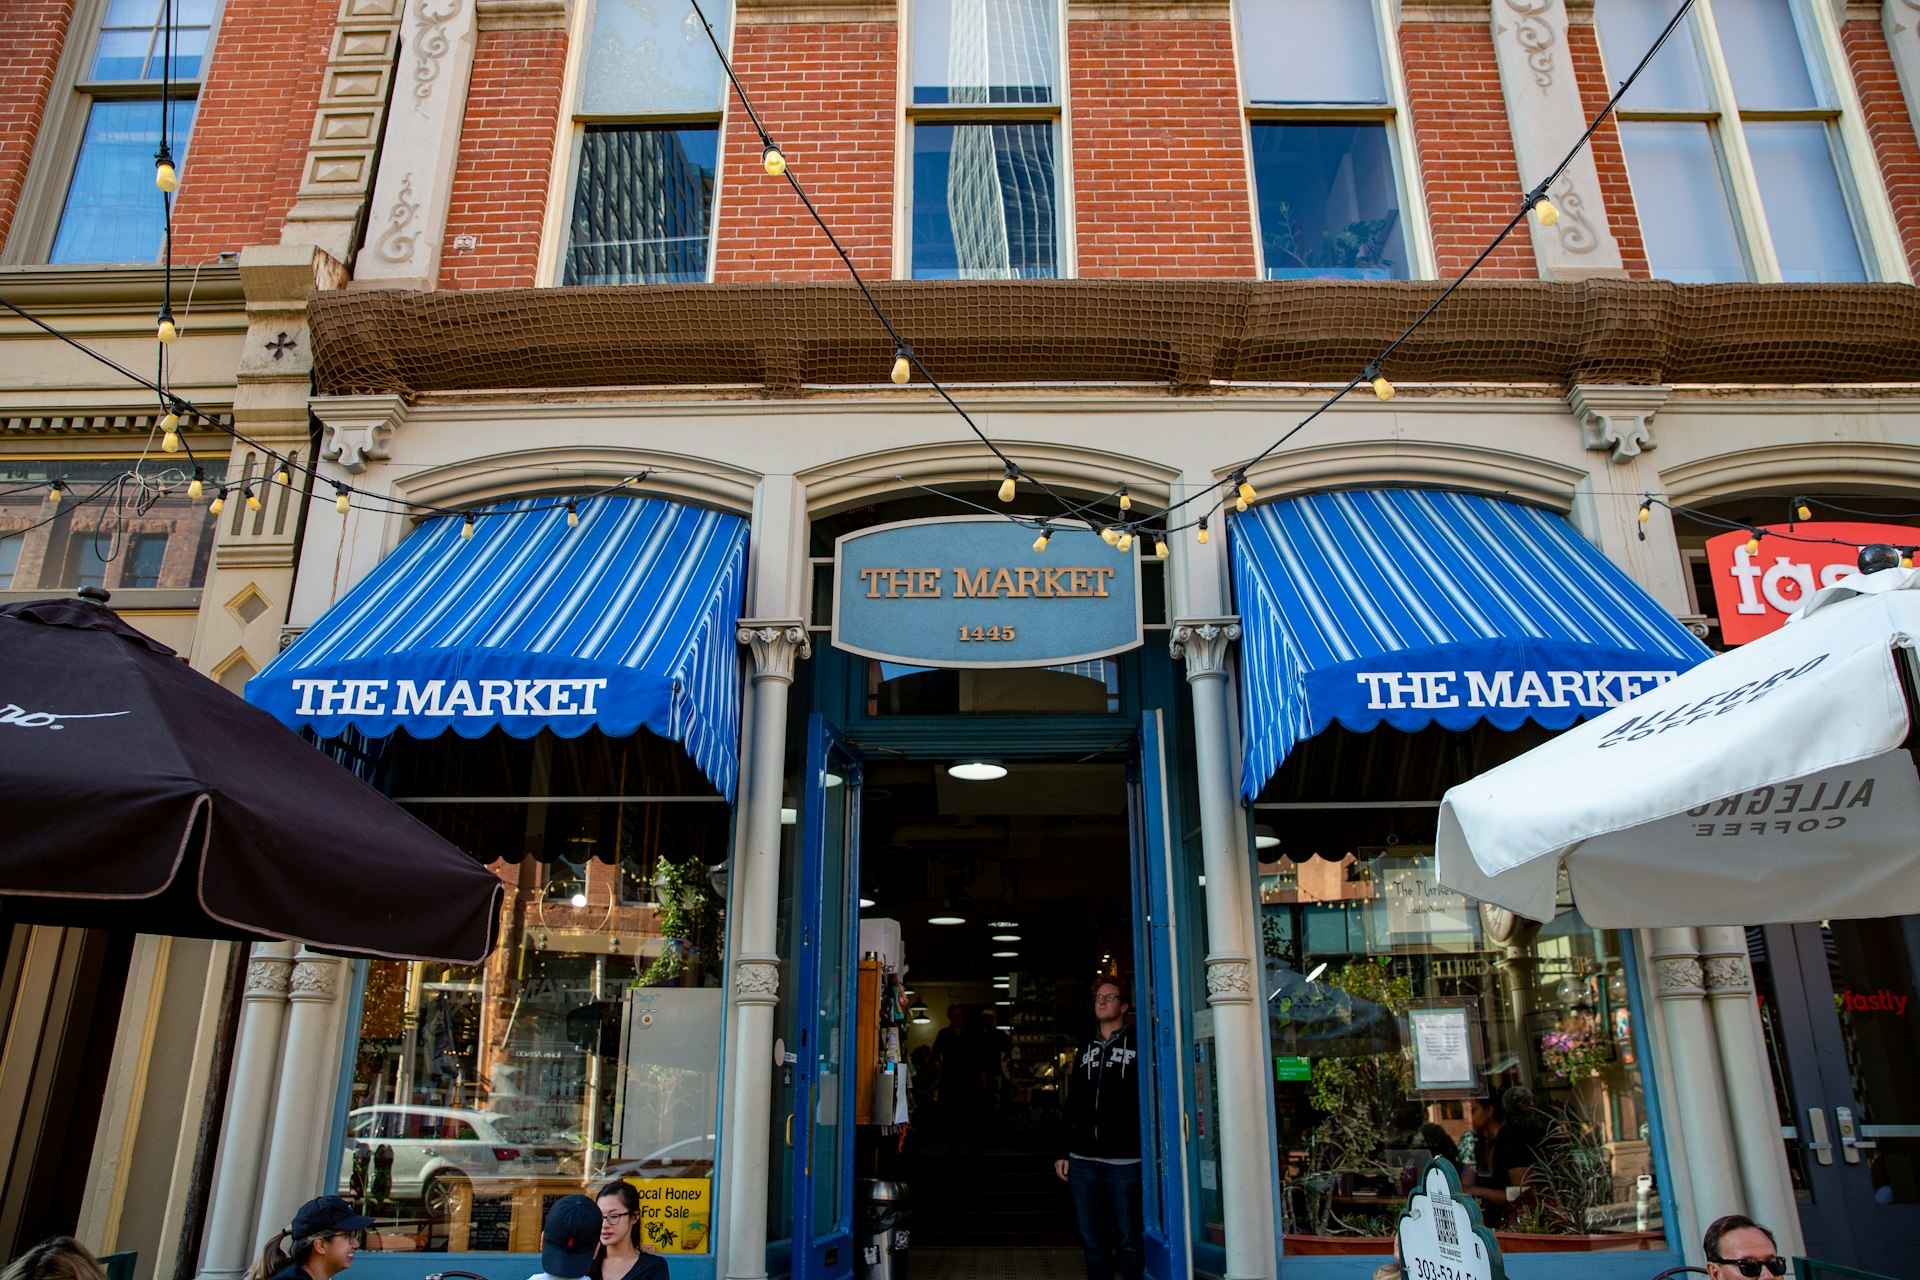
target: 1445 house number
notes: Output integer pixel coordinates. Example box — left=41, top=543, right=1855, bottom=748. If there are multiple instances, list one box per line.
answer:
left=958, top=625, right=1017, bottom=642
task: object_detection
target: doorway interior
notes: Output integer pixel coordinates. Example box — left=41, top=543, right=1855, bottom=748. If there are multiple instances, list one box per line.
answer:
left=853, top=758, right=1136, bottom=1250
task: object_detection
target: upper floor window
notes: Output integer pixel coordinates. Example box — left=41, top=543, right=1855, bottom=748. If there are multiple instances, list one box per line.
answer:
left=36, top=0, right=214, bottom=264
left=558, top=0, right=730, bottom=285
left=1237, top=0, right=1419, bottom=280
left=0, top=457, right=225, bottom=592
left=1598, top=0, right=1881, bottom=282
left=907, top=0, right=1062, bottom=279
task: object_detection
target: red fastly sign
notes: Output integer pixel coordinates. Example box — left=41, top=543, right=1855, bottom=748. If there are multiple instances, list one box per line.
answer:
left=1704, top=521, right=1918, bottom=645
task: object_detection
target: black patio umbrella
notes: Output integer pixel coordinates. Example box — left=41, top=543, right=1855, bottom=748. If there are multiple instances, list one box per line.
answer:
left=0, top=595, right=502, bottom=963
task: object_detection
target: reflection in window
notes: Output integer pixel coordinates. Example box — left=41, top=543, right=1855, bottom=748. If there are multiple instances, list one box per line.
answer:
left=1251, top=123, right=1406, bottom=280
left=911, top=0, right=1057, bottom=105
left=579, top=0, right=730, bottom=115
left=51, top=98, right=197, bottom=264
left=0, top=535, right=21, bottom=588
left=0, top=458, right=223, bottom=591
left=911, top=122, right=1057, bottom=279
left=563, top=126, right=717, bottom=285
left=867, top=658, right=1120, bottom=715
left=1617, top=122, right=1746, bottom=283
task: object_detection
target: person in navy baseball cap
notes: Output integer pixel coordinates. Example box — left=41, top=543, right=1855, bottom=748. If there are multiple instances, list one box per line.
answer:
left=530, top=1194, right=604, bottom=1280
left=246, top=1196, right=373, bottom=1280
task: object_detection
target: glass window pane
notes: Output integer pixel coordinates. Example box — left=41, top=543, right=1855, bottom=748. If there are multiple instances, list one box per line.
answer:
left=1237, top=0, right=1386, bottom=105
left=176, top=0, right=217, bottom=26
left=102, top=0, right=161, bottom=25
left=563, top=125, right=716, bottom=286
left=911, top=0, right=1057, bottom=105
left=50, top=98, right=196, bottom=264
left=0, top=458, right=223, bottom=590
left=911, top=122, right=1058, bottom=279
left=123, top=533, right=169, bottom=588
left=1250, top=122, right=1408, bottom=280
left=1596, top=0, right=1709, bottom=111
left=1619, top=120, right=1747, bottom=282
left=1746, top=120, right=1866, bottom=281
left=165, top=28, right=209, bottom=82
left=90, top=29, right=153, bottom=80
left=1718, top=0, right=1821, bottom=110
left=580, top=0, right=730, bottom=115
left=0, top=535, right=20, bottom=588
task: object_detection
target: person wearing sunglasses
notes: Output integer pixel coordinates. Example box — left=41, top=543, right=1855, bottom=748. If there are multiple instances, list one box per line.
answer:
left=1704, top=1214, right=1788, bottom=1279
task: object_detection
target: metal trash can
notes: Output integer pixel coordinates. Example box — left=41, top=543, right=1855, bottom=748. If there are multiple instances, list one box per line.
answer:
left=858, top=1178, right=909, bottom=1280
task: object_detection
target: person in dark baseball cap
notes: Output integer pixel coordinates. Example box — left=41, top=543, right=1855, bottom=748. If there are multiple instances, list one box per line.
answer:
left=528, top=1194, right=603, bottom=1280
left=245, top=1196, right=373, bottom=1280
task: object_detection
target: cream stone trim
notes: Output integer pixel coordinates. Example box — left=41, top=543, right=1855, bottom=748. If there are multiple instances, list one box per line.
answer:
left=390, top=441, right=761, bottom=513
left=1067, top=0, right=1230, bottom=19
left=736, top=0, right=895, bottom=22
left=1235, top=438, right=1588, bottom=509
left=1661, top=439, right=1920, bottom=505
left=798, top=439, right=1178, bottom=515
left=1400, top=0, right=1493, bottom=21
left=475, top=0, right=568, bottom=28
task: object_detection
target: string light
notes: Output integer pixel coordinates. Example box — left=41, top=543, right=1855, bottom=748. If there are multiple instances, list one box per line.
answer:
left=1101, top=525, right=1121, bottom=546
left=1118, top=486, right=1132, bottom=512
left=273, top=458, right=290, bottom=486
left=462, top=513, right=476, bottom=539
left=154, top=146, right=179, bottom=194
left=1364, top=364, right=1394, bottom=401
left=1531, top=195, right=1560, bottom=226
left=1116, top=530, right=1134, bottom=553
left=46, top=479, right=63, bottom=505
left=761, top=143, right=786, bottom=177
left=160, top=411, right=181, bottom=453
left=1234, top=472, right=1257, bottom=506
left=1637, top=498, right=1651, bottom=541
left=245, top=486, right=262, bottom=512
left=188, top=467, right=205, bottom=501
left=1744, top=529, right=1762, bottom=556
left=1031, top=525, right=1051, bottom=554
left=891, top=346, right=912, bottom=385
left=157, top=308, right=178, bottom=345
left=1154, top=534, right=1169, bottom=559
left=998, top=465, right=1018, bottom=503
left=209, top=487, right=226, bottom=515
left=566, top=499, right=580, bottom=528
left=1196, top=518, right=1209, bottom=546
left=1795, top=497, right=1812, bottom=523
left=335, top=484, right=351, bottom=515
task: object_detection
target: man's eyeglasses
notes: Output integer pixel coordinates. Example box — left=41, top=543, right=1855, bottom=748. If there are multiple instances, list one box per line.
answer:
left=1093, top=995, right=1122, bottom=1004
left=1712, top=1257, right=1787, bottom=1278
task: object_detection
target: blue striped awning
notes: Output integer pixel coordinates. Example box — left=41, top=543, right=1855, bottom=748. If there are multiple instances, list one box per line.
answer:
left=247, top=495, right=749, bottom=799
left=1233, top=489, right=1709, bottom=800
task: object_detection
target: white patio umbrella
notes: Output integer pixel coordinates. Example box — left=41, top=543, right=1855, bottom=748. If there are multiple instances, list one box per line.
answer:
left=1435, top=565, right=1920, bottom=927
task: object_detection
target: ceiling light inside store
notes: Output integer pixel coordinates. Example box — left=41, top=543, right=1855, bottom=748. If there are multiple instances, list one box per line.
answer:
left=781, top=807, right=797, bottom=825
left=570, top=892, right=587, bottom=909
left=996, top=999, right=1011, bottom=1006
left=993, top=951, right=1018, bottom=958
left=993, top=978, right=1011, bottom=988
left=929, top=913, right=966, bottom=926
left=911, top=1013, right=931, bottom=1024
left=948, top=760, right=1008, bottom=781
left=992, top=934, right=1021, bottom=942
left=1254, top=825, right=1281, bottom=850
left=859, top=897, right=876, bottom=909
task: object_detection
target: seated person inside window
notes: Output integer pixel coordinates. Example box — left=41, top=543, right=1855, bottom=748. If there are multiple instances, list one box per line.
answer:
left=1457, top=1092, right=1537, bottom=1223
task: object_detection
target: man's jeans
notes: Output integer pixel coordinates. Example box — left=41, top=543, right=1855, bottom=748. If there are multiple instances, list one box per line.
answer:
left=1068, top=1156, right=1143, bottom=1280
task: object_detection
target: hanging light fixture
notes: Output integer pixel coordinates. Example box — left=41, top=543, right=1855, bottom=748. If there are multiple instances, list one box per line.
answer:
left=948, top=760, right=1007, bottom=781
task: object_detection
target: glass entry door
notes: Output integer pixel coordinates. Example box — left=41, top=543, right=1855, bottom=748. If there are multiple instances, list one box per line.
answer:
left=1752, top=918, right=1920, bottom=1269
left=791, top=715, right=862, bottom=1280
left=1129, top=710, right=1193, bottom=1277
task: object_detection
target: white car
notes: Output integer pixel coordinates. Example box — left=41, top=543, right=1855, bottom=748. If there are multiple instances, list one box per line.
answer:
left=339, top=1105, right=561, bottom=1216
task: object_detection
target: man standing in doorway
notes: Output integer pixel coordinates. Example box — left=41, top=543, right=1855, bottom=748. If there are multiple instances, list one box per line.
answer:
left=1055, top=976, right=1142, bottom=1280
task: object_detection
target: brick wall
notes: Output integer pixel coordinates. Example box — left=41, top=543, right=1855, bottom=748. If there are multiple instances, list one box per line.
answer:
left=0, top=0, right=77, bottom=252
left=711, top=22, right=897, bottom=282
left=170, top=0, right=336, bottom=261
left=1399, top=22, right=1534, bottom=279
left=1842, top=20, right=1920, bottom=279
left=1566, top=19, right=1649, bottom=277
left=1068, top=19, right=1256, bottom=277
left=440, top=27, right=569, bottom=289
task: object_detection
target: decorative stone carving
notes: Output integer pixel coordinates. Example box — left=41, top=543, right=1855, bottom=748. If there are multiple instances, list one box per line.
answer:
left=734, top=959, right=780, bottom=1003
left=245, top=956, right=295, bottom=998
left=1568, top=384, right=1670, bottom=462
left=372, top=173, right=422, bottom=265
left=1654, top=957, right=1705, bottom=998
left=1502, top=0, right=1558, bottom=85
left=1701, top=955, right=1754, bottom=994
left=411, top=0, right=463, bottom=107
left=318, top=394, right=405, bottom=474
left=1206, top=957, right=1253, bottom=1003
left=289, top=958, right=342, bottom=1000
left=1550, top=180, right=1598, bottom=255
left=1169, top=618, right=1241, bottom=679
left=738, top=622, right=811, bottom=682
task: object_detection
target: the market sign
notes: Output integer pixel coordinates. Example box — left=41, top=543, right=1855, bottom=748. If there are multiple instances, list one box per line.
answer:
left=1398, top=1159, right=1504, bottom=1280
left=1704, top=521, right=1917, bottom=645
left=833, top=517, right=1143, bottom=668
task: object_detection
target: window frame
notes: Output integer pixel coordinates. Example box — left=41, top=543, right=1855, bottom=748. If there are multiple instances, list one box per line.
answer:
left=540, top=0, right=732, bottom=287
left=4, top=0, right=221, bottom=266
left=1232, top=0, right=1436, bottom=282
left=1602, top=0, right=1910, bottom=283
left=896, top=0, right=1075, bottom=280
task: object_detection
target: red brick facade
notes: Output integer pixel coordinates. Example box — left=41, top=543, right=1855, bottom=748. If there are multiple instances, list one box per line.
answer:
left=439, top=27, right=570, bottom=289
left=1067, top=19, right=1257, bottom=278
left=711, top=22, right=898, bottom=282
left=1842, top=19, right=1920, bottom=280
left=0, top=0, right=74, bottom=252
left=1567, top=19, right=1651, bottom=278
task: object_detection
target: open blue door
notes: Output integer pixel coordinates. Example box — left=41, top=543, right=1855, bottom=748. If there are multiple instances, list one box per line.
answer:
left=1130, top=710, right=1193, bottom=1278
left=792, top=714, right=862, bottom=1280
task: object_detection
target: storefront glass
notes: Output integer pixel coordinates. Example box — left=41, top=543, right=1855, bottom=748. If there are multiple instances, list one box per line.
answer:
left=335, top=731, right=731, bottom=1257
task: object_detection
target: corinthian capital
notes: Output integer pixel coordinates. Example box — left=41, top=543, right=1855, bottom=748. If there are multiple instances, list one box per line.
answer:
left=1170, top=617, right=1241, bottom=678
left=737, top=620, right=811, bottom=681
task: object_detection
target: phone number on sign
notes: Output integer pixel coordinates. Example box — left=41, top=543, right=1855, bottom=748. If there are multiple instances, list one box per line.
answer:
left=1409, top=1257, right=1475, bottom=1280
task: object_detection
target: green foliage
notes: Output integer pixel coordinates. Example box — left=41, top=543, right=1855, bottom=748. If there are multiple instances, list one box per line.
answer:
left=1521, top=1105, right=1619, bottom=1234
left=638, top=857, right=718, bottom=986
left=1267, top=203, right=1400, bottom=272
left=1305, top=961, right=1415, bottom=1174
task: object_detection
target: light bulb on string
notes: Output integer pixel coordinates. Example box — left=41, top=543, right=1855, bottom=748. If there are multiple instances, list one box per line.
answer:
left=160, top=411, right=181, bottom=453
left=1904, top=548, right=1916, bottom=571
left=1031, top=525, right=1051, bottom=554
left=1364, top=364, right=1393, bottom=401
left=998, top=465, right=1018, bottom=503
left=209, top=488, right=226, bottom=515
left=155, top=155, right=179, bottom=194
left=273, top=458, right=291, bottom=486
left=1795, top=497, right=1812, bottom=523
left=566, top=500, right=580, bottom=529
left=157, top=309, right=178, bottom=344
left=891, top=346, right=912, bottom=385
left=1100, top=525, right=1121, bottom=547
left=1154, top=535, right=1169, bottom=560
left=762, top=143, right=787, bottom=177
left=335, top=484, right=351, bottom=515
left=1118, top=486, right=1132, bottom=512
left=1196, top=518, right=1209, bottom=546
left=1744, top=529, right=1762, bottom=556
left=188, top=468, right=205, bottom=501
left=462, top=514, right=476, bottom=539
left=1531, top=194, right=1559, bottom=226
left=46, top=479, right=63, bottom=505
left=1116, top=530, right=1134, bottom=553
left=245, top=486, right=262, bottom=513
left=1637, top=499, right=1652, bottom=541
left=1235, top=493, right=1249, bottom=514
left=1234, top=472, right=1257, bottom=506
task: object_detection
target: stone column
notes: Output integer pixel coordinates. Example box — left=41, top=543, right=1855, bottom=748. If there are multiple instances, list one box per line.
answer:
left=196, top=943, right=296, bottom=1280
left=723, top=622, right=809, bottom=1280
left=1698, top=926, right=1804, bottom=1256
left=1649, top=929, right=1743, bottom=1244
left=255, top=950, right=347, bottom=1240
left=1170, top=618, right=1277, bottom=1280
left=1488, top=0, right=1629, bottom=278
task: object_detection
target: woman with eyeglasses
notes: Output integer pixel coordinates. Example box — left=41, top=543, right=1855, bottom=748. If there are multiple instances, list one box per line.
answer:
left=1703, top=1215, right=1789, bottom=1279
left=594, top=1181, right=667, bottom=1280
left=245, top=1196, right=372, bottom=1280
